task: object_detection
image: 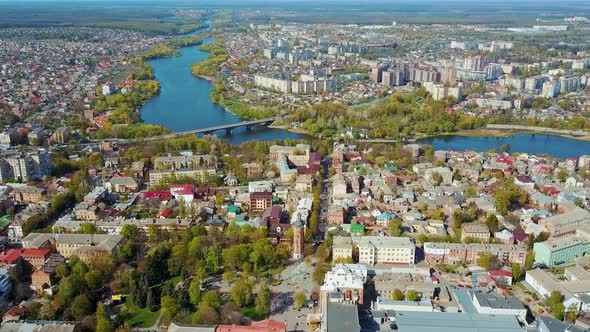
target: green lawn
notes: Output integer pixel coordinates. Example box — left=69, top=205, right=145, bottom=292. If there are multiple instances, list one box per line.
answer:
left=150, top=275, right=182, bottom=290
left=241, top=305, right=268, bottom=321
left=119, top=297, right=160, bottom=328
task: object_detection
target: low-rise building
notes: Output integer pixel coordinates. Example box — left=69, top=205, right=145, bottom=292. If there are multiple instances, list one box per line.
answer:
left=332, top=236, right=353, bottom=261
left=23, top=233, right=123, bottom=263
left=538, top=206, right=590, bottom=237
left=356, top=236, right=415, bottom=266
left=525, top=267, right=590, bottom=313
left=320, top=264, right=367, bottom=306
left=461, top=223, right=490, bottom=242
left=31, top=254, right=65, bottom=294
left=327, top=206, right=346, bottom=225
left=424, top=242, right=527, bottom=266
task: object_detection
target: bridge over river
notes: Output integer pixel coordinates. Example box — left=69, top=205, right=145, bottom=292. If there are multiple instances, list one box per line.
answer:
left=107, top=118, right=279, bottom=144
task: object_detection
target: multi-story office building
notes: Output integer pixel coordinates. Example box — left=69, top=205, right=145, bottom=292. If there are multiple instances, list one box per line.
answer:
left=533, top=232, right=590, bottom=267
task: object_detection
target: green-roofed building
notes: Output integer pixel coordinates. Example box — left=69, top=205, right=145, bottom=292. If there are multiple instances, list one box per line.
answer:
left=350, top=224, right=365, bottom=236
left=0, top=215, right=12, bottom=231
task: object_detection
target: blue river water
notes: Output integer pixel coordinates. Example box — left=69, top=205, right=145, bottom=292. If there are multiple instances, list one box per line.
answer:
left=140, top=27, right=590, bottom=156
left=417, top=133, right=590, bottom=159
left=140, top=26, right=305, bottom=144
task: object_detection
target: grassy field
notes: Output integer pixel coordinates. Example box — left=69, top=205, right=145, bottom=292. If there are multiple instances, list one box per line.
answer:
left=119, top=297, right=160, bottom=328
left=241, top=305, right=268, bottom=321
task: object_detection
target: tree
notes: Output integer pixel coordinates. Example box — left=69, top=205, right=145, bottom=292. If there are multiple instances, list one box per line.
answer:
left=192, top=303, right=219, bottom=325
left=231, top=277, right=254, bottom=307
left=220, top=302, right=242, bottom=325
left=432, top=172, right=443, bottom=186
left=477, top=251, right=493, bottom=270
left=392, top=289, right=404, bottom=301
left=189, top=278, right=201, bottom=306
left=146, top=288, right=158, bottom=312
left=79, top=223, right=100, bottom=234
left=57, top=275, right=83, bottom=304
left=256, top=284, right=272, bottom=314
left=168, top=244, right=187, bottom=276
left=566, top=303, right=578, bottom=322
left=160, top=296, right=180, bottom=323
left=96, top=303, right=113, bottom=332
left=71, top=294, right=93, bottom=320
left=525, top=249, right=535, bottom=270
left=215, top=192, right=225, bottom=206
left=120, top=224, right=138, bottom=240
left=201, top=290, right=221, bottom=310
left=485, top=214, right=499, bottom=233
left=295, top=291, right=307, bottom=308
left=406, top=290, right=419, bottom=301
left=452, top=209, right=464, bottom=229
left=39, top=301, right=56, bottom=320
left=206, top=249, right=219, bottom=274
left=312, top=263, right=326, bottom=285
left=223, top=270, right=235, bottom=285
left=511, top=263, right=522, bottom=283
left=547, top=290, right=565, bottom=320
left=388, top=219, right=402, bottom=237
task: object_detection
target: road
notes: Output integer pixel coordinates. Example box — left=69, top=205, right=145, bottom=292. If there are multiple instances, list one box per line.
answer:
left=316, top=156, right=331, bottom=241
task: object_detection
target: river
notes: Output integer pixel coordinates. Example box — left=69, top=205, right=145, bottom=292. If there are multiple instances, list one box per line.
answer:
left=140, top=28, right=590, bottom=157
left=140, top=25, right=306, bottom=144
left=417, top=133, right=590, bottom=159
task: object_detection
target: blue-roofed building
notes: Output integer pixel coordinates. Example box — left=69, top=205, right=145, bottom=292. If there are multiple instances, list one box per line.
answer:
left=537, top=316, right=585, bottom=332
left=376, top=212, right=396, bottom=226
left=394, top=310, right=524, bottom=332
left=531, top=192, right=556, bottom=210
left=392, top=289, right=526, bottom=332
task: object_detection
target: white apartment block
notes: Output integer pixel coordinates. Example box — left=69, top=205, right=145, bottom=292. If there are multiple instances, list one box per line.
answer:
left=422, top=82, right=462, bottom=101
left=0, top=148, right=51, bottom=182
left=355, top=236, right=415, bottom=266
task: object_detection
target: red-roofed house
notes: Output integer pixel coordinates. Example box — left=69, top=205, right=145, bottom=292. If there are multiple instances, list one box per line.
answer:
left=488, top=270, right=513, bottom=286
left=144, top=191, right=172, bottom=200
left=170, top=184, right=195, bottom=205
left=0, top=248, right=51, bottom=269
left=215, top=319, right=287, bottom=332
left=159, top=208, right=173, bottom=219
left=497, top=156, right=513, bottom=165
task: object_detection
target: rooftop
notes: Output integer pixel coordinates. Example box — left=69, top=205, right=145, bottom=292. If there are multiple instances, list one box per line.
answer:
left=356, top=236, right=414, bottom=249
left=474, top=292, right=525, bottom=311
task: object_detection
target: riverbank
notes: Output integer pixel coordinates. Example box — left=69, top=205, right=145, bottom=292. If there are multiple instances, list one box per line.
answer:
left=452, top=127, right=590, bottom=142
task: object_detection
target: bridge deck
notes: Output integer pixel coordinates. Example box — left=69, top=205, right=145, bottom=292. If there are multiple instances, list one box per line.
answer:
left=110, top=117, right=278, bottom=143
